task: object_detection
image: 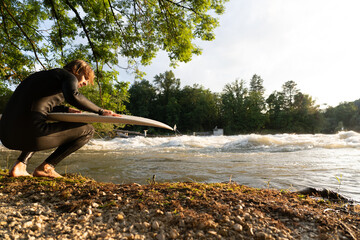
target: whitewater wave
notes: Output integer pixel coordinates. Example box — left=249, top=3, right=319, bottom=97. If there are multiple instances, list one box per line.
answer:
left=82, top=131, right=360, bottom=153
left=2, top=131, right=360, bottom=153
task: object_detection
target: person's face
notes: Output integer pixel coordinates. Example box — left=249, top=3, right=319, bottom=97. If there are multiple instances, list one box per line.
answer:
left=76, top=74, right=88, bottom=88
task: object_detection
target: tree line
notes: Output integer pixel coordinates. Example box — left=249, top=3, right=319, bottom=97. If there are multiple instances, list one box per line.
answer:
left=1, top=70, right=359, bottom=135
left=125, top=71, right=360, bottom=135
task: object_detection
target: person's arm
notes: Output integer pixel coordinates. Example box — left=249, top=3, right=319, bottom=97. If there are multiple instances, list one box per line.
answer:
left=62, top=74, right=120, bottom=116
left=52, top=105, right=70, bottom=113
left=62, top=75, right=104, bottom=114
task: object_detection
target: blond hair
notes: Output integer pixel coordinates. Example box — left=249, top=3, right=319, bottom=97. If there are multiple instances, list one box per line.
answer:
left=63, top=60, right=95, bottom=85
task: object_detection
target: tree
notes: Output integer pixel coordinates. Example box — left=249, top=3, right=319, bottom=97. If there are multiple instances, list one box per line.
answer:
left=178, top=84, right=219, bottom=132
left=153, top=71, right=180, bottom=103
left=245, top=74, right=266, bottom=131
left=1, top=0, right=229, bottom=86
left=266, top=80, right=323, bottom=133
left=153, top=70, right=181, bottom=125
left=265, top=91, right=286, bottom=130
left=323, top=102, right=360, bottom=133
left=0, top=82, right=12, bottom=113
left=221, top=79, right=248, bottom=134
left=127, top=79, right=157, bottom=118
left=282, top=80, right=299, bottom=109
left=292, top=92, right=323, bottom=133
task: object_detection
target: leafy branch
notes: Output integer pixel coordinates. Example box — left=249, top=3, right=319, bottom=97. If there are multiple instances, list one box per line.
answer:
left=0, top=1, right=45, bottom=69
left=64, top=0, right=103, bottom=104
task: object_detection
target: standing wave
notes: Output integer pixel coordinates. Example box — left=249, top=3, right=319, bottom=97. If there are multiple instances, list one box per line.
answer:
left=79, top=131, right=360, bottom=153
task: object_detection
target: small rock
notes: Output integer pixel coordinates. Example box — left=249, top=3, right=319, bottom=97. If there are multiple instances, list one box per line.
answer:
left=244, top=213, right=252, bottom=221
left=223, top=215, right=230, bottom=223
left=256, top=232, right=268, bottom=240
left=197, top=230, right=205, bottom=238
left=35, top=209, right=43, bottom=215
left=152, top=221, right=160, bottom=230
left=169, top=228, right=179, bottom=239
left=98, top=232, right=108, bottom=238
left=15, top=212, right=23, bottom=218
left=32, top=223, right=42, bottom=231
left=87, top=208, right=92, bottom=215
left=156, top=232, right=166, bottom=240
left=233, top=223, right=243, bottom=232
left=179, top=220, right=185, bottom=227
left=128, top=224, right=135, bottom=233
left=143, top=222, right=151, bottom=228
left=235, top=216, right=245, bottom=224
left=235, top=204, right=243, bottom=210
left=208, top=230, right=218, bottom=236
left=23, top=221, right=33, bottom=228
left=156, top=209, right=164, bottom=215
left=116, top=213, right=125, bottom=221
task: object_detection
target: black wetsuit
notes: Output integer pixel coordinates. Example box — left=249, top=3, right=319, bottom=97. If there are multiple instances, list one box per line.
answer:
left=0, top=68, right=103, bottom=166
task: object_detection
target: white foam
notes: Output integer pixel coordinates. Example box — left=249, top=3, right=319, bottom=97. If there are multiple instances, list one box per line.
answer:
left=81, top=131, right=360, bottom=153
left=2, top=131, right=360, bottom=153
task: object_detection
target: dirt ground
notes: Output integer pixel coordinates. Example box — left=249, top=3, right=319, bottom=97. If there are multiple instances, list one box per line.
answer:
left=0, top=170, right=359, bottom=239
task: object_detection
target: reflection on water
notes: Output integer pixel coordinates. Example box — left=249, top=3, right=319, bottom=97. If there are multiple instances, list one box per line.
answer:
left=1, top=132, right=360, bottom=201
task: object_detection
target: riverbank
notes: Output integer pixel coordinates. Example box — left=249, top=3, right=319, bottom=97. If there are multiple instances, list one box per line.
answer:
left=0, top=170, right=359, bottom=240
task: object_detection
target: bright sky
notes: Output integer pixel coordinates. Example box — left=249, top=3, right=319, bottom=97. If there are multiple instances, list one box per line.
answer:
left=121, top=0, right=360, bottom=107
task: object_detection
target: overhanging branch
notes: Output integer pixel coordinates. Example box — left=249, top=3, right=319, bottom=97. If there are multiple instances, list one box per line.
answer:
left=162, top=0, right=198, bottom=14
left=48, top=0, right=64, bottom=60
left=1, top=1, right=46, bottom=69
left=65, top=0, right=103, bottom=105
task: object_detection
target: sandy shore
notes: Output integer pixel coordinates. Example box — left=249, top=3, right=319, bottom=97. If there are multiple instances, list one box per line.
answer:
left=0, top=170, right=359, bottom=240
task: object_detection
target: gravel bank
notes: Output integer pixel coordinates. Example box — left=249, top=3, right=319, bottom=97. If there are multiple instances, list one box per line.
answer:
left=0, top=171, right=359, bottom=240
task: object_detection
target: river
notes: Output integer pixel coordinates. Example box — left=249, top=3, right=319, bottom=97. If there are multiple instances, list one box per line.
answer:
left=1, top=131, right=359, bottom=201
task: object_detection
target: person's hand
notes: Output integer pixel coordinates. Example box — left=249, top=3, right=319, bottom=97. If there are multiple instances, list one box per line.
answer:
left=68, top=108, right=82, bottom=113
left=102, top=109, right=121, bottom=117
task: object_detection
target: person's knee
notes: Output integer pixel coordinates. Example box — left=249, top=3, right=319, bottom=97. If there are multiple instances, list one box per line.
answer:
left=85, top=124, right=95, bottom=137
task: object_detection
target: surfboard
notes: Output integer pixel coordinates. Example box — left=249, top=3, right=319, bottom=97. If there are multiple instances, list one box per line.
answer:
left=0, top=113, right=174, bottom=131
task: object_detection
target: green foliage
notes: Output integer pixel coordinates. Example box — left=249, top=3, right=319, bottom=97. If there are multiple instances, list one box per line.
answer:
left=246, top=75, right=266, bottom=131
left=153, top=70, right=181, bottom=126
left=221, top=79, right=248, bottom=133
left=0, top=82, right=12, bottom=113
left=323, top=102, right=360, bottom=133
left=1, top=0, right=228, bottom=129
left=178, top=84, right=220, bottom=132
left=0, top=0, right=229, bottom=85
left=125, top=71, right=348, bottom=135
left=79, top=72, right=130, bottom=134
left=127, top=79, right=157, bottom=118
left=265, top=81, right=324, bottom=133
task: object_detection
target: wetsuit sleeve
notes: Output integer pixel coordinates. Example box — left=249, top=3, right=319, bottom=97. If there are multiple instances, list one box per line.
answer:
left=52, top=105, right=69, bottom=113
left=61, top=76, right=103, bottom=114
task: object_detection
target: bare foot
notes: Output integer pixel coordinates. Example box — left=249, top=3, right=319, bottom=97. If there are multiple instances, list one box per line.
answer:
left=33, top=162, right=63, bottom=178
left=9, top=161, right=31, bottom=177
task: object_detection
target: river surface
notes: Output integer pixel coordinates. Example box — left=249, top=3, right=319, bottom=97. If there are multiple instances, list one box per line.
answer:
left=1, top=131, right=360, bottom=201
